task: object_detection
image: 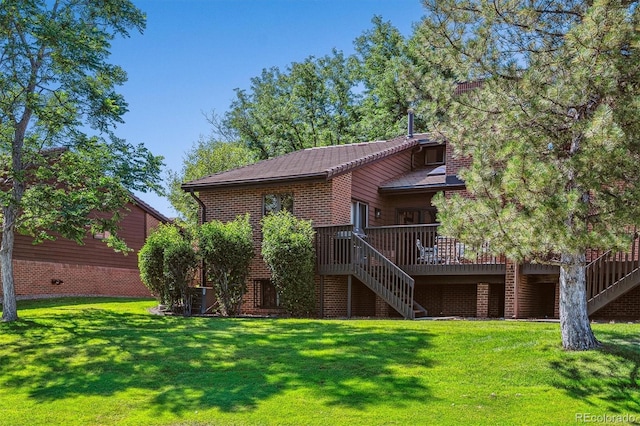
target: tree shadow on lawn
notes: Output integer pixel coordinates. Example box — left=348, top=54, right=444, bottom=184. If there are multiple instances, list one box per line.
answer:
left=549, top=330, right=640, bottom=416
left=0, top=307, right=436, bottom=415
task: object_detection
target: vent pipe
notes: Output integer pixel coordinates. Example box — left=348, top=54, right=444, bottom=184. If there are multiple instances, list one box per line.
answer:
left=407, top=109, right=414, bottom=138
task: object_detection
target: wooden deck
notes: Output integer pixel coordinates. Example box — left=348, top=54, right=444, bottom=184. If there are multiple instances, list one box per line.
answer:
left=316, top=224, right=506, bottom=276
left=315, top=225, right=640, bottom=317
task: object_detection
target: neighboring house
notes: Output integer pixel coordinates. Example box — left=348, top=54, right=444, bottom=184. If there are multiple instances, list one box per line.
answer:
left=1, top=195, right=169, bottom=300
left=182, top=129, right=640, bottom=320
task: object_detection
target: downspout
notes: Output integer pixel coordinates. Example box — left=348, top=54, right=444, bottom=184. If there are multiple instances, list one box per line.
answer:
left=189, top=188, right=207, bottom=225
left=189, top=189, right=207, bottom=288
left=513, top=262, right=519, bottom=319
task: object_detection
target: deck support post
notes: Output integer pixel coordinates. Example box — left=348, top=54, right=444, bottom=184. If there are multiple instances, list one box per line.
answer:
left=347, top=275, right=352, bottom=318
left=477, top=283, right=489, bottom=318
left=319, top=276, right=325, bottom=318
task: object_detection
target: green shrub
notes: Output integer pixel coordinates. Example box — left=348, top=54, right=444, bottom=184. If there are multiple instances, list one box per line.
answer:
left=139, top=224, right=173, bottom=305
left=261, top=210, right=316, bottom=317
left=163, top=237, right=198, bottom=313
left=199, top=214, right=254, bottom=316
left=138, top=224, right=197, bottom=312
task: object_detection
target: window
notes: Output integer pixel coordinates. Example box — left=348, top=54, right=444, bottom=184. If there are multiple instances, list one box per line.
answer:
left=254, top=279, right=280, bottom=308
left=425, top=146, right=445, bottom=165
left=351, top=201, right=368, bottom=234
left=263, top=193, right=293, bottom=216
left=397, top=208, right=437, bottom=225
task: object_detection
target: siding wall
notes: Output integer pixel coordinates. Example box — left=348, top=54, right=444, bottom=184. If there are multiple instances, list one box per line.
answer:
left=351, top=150, right=413, bottom=228
left=384, top=193, right=436, bottom=225
left=13, top=203, right=147, bottom=270
left=2, top=204, right=161, bottom=299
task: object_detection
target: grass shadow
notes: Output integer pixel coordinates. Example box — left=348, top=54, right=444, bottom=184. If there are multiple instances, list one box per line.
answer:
left=0, top=301, right=436, bottom=414
left=549, top=329, right=640, bottom=417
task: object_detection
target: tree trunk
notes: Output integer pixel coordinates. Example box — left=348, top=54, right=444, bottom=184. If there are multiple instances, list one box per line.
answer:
left=559, top=252, right=599, bottom=350
left=1, top=205, right=18, bottom=322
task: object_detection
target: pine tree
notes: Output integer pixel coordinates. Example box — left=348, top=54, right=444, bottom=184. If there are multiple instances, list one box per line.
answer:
left=412, top=0, right=640, bottom=350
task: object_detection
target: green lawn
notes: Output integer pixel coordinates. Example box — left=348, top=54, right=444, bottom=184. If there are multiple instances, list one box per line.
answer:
left=1, top=298, right=639, bottom=425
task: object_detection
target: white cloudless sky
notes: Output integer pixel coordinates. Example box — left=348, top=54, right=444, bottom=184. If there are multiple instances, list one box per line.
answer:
left=109, top=0, right=425, bottom=217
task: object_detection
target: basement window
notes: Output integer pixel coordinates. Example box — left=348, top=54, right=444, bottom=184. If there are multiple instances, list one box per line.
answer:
left=254, top=279, right=280, bottom=309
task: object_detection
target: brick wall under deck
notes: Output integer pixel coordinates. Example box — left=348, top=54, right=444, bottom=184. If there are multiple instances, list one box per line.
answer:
left=322, top=275, right=349, bottom=318
left=3, top=259, right=152, bottom=299
left=351, top=279, right=376, bottom=317
left=414, top=283, right=477, bottom=317
left=590, top=285, right=640, bottom=320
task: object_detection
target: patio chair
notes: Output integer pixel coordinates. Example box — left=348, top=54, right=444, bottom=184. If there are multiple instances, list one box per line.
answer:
left=416, top=239, right=438, bottom=263
left=454, top=242, right=465, bottom=263
left=435, top=236, right=465, bottom=264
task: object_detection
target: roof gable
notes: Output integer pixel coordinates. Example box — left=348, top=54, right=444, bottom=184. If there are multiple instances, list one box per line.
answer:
left=130, top=193, right=171, bottom=223
left=182, top=134, right=429, bottom=190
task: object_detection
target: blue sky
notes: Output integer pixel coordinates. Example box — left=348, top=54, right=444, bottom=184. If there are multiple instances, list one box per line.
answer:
left=110, top=0, right=425, bottom=217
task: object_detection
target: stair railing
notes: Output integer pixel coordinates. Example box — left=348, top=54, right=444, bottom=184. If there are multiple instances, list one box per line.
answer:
left=586, top=231, right=640, bottom=313
left=350, top=233, right=415, bottom=319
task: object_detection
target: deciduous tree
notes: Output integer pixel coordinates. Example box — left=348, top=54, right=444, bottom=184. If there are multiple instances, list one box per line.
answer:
left=167, top=137, right=255, bottom=224
left=0, top=0, right=163, bottom=321
left=224, top=51, right=360, bottom=159
left=352, top=16, right=418, bottom=140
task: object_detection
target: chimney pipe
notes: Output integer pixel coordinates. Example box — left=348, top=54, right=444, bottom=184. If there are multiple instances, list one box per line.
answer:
left=407, top=109, right=414, bottom=138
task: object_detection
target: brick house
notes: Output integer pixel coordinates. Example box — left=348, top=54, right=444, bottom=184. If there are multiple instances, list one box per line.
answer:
left=182, top=133, right=640, bottom=320
left=0, top=195, right=169, bottom=300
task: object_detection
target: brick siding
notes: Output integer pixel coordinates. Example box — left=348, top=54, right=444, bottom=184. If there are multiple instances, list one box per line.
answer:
left=199, top=179, right=344, bottom=316
left=322, top=275, right=349, bottom=318
left=8, top=258, right=151, bottom=298
left=590, top=285, right=640, bottom=320
left=414, top=283, right=477, bottom=317
left=477, top=283, right=489, bottom=318
left=1, top=209, right=163, bottom=301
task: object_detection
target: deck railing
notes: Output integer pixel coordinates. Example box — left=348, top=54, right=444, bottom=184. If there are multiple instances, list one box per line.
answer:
left=316, top=224, right=506, bottom=274
left=316, top=224, right=356, bottom=275
left=364, top=224, right=505, bottom=268
left=315, top=224, right=415, bottom=318
left=586, top=231, right=640, bottom=313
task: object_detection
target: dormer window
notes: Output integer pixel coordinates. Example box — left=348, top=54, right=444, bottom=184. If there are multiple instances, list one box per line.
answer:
left=425, top=146, right=445, bottom=165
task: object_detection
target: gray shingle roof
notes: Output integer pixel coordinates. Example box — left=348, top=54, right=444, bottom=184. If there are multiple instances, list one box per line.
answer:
left=182, top=134, right=428, bottom=190
left=379, top=165, right=447, bottom=191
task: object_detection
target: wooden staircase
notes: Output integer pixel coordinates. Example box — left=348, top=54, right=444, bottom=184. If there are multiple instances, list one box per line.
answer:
left=350, top=233, right=416, bottom=319
left=586, top=233, right=640, bottom=315
left=413, top=300, right=428, bottom=318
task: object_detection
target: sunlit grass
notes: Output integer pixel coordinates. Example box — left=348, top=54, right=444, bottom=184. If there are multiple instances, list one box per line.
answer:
left=1, top=298, right=639, bottom=425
